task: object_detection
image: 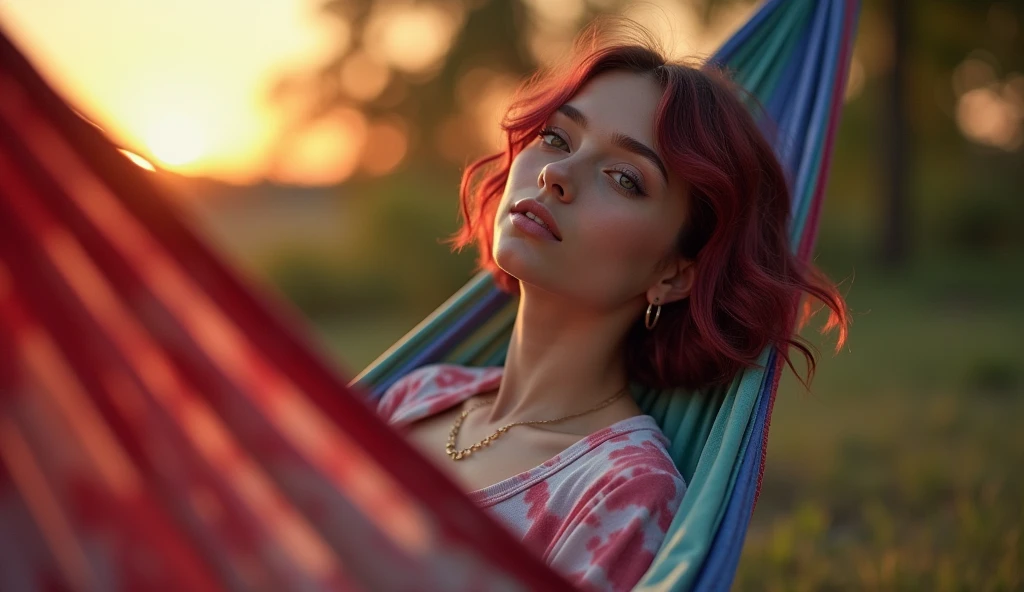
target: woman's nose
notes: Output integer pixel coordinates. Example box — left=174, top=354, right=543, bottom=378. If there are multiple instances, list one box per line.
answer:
left=537, top=162, right=574, bottom=203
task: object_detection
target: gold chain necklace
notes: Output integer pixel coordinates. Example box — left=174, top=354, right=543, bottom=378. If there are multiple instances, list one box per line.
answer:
left=445, top=386, right=629, bottom=461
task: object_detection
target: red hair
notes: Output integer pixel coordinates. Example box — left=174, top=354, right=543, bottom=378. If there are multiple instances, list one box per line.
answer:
left=449, top=21, right=848, bottom=390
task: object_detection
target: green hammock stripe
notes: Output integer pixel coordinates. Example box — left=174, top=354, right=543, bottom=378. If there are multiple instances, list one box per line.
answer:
left=724, top=1, right=789, bottom=79
left=734, top=0, right=808, bottom=93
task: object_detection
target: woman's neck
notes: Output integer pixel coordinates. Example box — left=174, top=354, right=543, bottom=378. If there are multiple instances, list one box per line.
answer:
left=483, top=286, right=639, bottom=425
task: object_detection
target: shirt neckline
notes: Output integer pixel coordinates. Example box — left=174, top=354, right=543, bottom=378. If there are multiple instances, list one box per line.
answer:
left=393, top=366, right=666, bottom=506
left=468, top=414, right=661, bottom=506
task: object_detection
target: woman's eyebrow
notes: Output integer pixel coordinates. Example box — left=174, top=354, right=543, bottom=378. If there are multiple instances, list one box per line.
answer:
left=557, top=104, right=669, bottom=184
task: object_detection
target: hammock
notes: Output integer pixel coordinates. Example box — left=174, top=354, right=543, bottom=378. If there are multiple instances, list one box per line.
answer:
left=0, top=0, right=858, bottom=589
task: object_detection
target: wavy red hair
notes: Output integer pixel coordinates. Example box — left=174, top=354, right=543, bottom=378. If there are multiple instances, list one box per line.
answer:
left=449, top=21, right=848, bottom=390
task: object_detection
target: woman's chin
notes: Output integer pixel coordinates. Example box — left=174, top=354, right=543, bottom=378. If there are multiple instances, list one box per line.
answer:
left=494, top=245, right=546, bottom=287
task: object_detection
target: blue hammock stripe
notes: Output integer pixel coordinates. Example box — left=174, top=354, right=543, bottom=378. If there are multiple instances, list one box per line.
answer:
left=677, top=3, right=859, bottom=590
left=691, top=353, right=779, bottom=591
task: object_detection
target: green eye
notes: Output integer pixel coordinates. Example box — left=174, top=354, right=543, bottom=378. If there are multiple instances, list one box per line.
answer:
left=611, top=169, right=646, bottom=196
left=538, top=127, right=568, bottom=150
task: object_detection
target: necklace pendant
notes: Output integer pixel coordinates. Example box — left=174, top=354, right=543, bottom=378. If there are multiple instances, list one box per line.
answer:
left=445, top=386, right=629, bottom=461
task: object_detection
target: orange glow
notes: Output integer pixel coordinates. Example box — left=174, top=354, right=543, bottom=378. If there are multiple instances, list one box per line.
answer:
left=141, top=111, right=209, bottom=167
left=953, top=55, right=998, bottom=97
left=952, top=54, right=1023, bottom=151
left=435, top=114, right=473, bottom=163
left=956, top=85, right=1023, bottom=150
left=119, top=149, right=156, bottom=171
left=0, top=0, right=338, bottom=186
left=360, top=118, right=408, bottom=176
left=845, top=56, right=865, bottom=102
left=341, top=51, right=391, bottom=102
left=458, top=68, right=519, bottom=151
left=365, top=4, right=463, bottom=74
left=271, top=109, right=368, bottom=186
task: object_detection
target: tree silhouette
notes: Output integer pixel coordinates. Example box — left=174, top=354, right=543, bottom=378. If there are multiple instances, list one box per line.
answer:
left=268, top=0, right=750, bottom=178
left=268, top=1, right=543, bottom=175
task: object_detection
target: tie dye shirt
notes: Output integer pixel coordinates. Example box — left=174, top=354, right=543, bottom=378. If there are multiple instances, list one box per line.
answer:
left=377, top=364, right=686, bottom=592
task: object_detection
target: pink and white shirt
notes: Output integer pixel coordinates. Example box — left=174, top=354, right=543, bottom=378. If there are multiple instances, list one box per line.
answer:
left=377, top=364, right=686, bottom=592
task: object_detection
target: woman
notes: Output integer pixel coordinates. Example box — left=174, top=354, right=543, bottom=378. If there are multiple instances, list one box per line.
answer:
left=376, top=20, right=847, bottom=592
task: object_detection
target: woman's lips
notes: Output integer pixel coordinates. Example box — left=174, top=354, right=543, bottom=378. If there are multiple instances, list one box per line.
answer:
left=510, top=212, right=560, bottom=242
left=509, top=198, right=562, bottom=241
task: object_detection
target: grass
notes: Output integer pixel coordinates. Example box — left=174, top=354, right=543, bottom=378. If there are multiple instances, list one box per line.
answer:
left=735, top=252, right=1024, bottom=590
left=310, top=251, right=1024, bottom=591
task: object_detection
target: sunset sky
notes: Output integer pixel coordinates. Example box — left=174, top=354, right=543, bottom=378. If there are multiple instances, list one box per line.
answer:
left=0, top=0, right=764, bottom=187
left=4, top=1, right=955, bottom=187
left=0, top=0, right=343, bottom=184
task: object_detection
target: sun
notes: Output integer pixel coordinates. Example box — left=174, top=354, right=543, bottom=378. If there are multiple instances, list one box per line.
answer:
left=119, top=149, right=156, bottom=171
left=141, top=111, right=209, bottom=168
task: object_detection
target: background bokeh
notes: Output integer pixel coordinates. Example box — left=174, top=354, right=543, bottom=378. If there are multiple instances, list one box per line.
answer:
left=3, top=0, right=1021, bottom=588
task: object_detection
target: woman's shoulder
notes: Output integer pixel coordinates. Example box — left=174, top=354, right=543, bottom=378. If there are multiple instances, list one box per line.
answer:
left=548, top=420, right=687, bottom=524
left=376, top=363, right=504, bottom=425
left=517, top=422, right=685, bottom=589
left=577, top=419, right=686, bottom=498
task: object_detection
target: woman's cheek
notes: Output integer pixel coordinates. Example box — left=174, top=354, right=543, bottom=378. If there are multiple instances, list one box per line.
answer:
left=588, top=212, right=667, bottom=280
left=510, top=148, right=543, bottom=185
left=586, top=208, right=651, bottom=255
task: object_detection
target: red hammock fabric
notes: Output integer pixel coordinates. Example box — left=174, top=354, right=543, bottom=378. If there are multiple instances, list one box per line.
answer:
left=0, top=27, right=572, bottom=592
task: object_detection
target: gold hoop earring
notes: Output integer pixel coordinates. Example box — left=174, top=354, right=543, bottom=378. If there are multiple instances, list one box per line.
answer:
left=645, top=298, right=662, bottom=330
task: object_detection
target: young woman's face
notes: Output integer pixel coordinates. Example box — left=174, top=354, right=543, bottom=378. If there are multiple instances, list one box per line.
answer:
left=492, top=70, right=690, bottom=309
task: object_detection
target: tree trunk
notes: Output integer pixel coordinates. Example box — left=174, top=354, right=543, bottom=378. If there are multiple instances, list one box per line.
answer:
left=881, top=0, right=911, bottom=266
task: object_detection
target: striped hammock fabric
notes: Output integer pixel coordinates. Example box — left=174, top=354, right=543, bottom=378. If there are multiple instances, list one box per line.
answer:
left=0, top=0, right=858, bottom=590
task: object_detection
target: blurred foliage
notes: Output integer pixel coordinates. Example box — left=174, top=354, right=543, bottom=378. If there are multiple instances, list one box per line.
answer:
left=264, top=0, right=1024, bottom=275
left=271, top=0, right=753, bottom=171
left=264, top=169, right=476, bottom=321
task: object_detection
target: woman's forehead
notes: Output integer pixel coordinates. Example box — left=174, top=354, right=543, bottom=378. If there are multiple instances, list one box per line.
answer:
left=562, top=71, right=663, bottom=145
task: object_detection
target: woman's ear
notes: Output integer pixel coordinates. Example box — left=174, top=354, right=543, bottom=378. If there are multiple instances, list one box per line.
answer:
left=647, top=257, right=696, bottom=305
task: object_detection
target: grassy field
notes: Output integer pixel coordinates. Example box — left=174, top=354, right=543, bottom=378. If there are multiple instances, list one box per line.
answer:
left=313, top=252, right=1024, bottom=590
left=735, top=253, right=1024, bottom=590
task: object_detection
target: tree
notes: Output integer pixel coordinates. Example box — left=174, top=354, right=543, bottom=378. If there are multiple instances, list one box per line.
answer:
left=881, top=0, right=911, bottom=266
left=268, top=0, right=752, bottom=179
